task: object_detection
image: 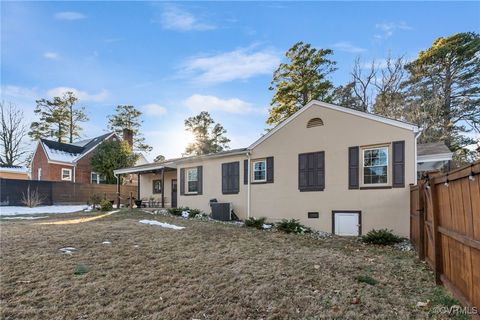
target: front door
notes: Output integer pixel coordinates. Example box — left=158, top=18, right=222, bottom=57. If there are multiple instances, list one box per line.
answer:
left=333, top=211, right=361, bottom=236
left=171, top=179, right=177, bottom=208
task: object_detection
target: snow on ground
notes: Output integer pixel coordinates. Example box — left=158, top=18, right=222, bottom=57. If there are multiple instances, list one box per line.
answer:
left=0, top=205, right=87, bottom=216
left=139, top=220, right=185, bottom=230
left=59, top=247, right=77, bottom=254
left=1, top=216, right=49, bottom=220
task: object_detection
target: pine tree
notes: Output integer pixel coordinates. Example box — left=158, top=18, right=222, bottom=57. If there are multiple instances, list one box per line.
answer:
left=267, top=42, right=337, bottom=126
left=184, top=111, right=230, bottom=156
left=108, top=105, right=152, bottom=152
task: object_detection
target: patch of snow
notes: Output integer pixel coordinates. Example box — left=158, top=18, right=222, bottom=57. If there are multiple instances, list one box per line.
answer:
left=262, top=224, right=273, bottom=230
left=59, top=247, right=76, bottom=254
left=43, top=144, right=79, bottom=163
left=139, top=219, right=185, bottom=230
left=102, top=241, right=111, bottom=245
left=1, top=216, right=48, bottom=220
left=181, top=211, right=189, bottom=218
left=0, top=205, right=87, bottom=216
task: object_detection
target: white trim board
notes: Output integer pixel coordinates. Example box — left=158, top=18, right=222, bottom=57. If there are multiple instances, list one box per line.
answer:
left=249, top=100, right=419, bottom=150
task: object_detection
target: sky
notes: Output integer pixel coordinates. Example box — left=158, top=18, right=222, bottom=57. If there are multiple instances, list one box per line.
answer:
left=1, top=1, right=479, bottom=160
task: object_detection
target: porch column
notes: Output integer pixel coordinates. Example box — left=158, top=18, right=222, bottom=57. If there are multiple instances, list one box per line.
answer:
left=116, top=174, right=121, bottom=209
left=161, top=168, right=165, bottom=208
left=137, top=173, right=141, bottom=200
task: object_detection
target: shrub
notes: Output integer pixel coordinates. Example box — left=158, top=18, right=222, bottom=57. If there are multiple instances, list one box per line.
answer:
left=100, top=199, right=113, bottom=211
left=21, top=185, right=44, bottom=208
left=362, top=229, right=402, bottom=245
left=245, top=217, right=266, bottom=229
left=168, top=207, right=189, bottom=216
left=89, top=194, right=101, bottom=209
left=188, top=208, right=203, bottom=218
left=356, top=275, right=377, bottom=285
left=276, top=219, right=311, bottom=234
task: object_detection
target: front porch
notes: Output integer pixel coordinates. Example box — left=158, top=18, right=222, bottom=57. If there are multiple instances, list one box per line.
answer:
left=114, top=162, right=178, bottom=209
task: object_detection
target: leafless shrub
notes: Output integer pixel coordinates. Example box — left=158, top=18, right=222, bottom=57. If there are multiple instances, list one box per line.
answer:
left=21, top=185, right=44, bottom=208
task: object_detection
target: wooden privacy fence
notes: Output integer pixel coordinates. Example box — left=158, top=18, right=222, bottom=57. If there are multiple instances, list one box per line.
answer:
left=410, top=161, right=480, bottom=311
left=0, top=178, right=137, bottom=206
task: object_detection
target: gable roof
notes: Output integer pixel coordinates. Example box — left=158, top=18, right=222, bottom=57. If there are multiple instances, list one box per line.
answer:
left=249, top=100, right=419, bottom=149
left=417, top=142, right=451, bottom=156
left=39, top=132, right=115, bottom=164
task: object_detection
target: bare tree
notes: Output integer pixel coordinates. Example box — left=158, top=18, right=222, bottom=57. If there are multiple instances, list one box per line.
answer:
left=0, top=102, right=28, bottom=166
left=351, top=57, right=377, bottom=112
left=372, top=55, right=408, bottom=120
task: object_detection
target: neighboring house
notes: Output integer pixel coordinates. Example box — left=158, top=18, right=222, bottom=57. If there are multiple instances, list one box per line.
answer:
left=0, top=165, right=29, bottom=180
left=417, top=142, right=453, bottom=176
left=31, top=129, right=142, bottom=184
left=115, top=100, right=429, bottom=237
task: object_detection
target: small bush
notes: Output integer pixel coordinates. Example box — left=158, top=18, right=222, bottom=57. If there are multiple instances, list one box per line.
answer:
left=276, top=219, right=311, bottom=234
left=245, top=217, right=266, bottom=229
left=188, top=208, right=203, bottom=218
left=362, top=229, right=402, bottom=245
left=168, top=207, right=189, bottom=216
left=21, top=185, right=44, bottom=208
left=356, top=275, right=377, bottom=285
left=100, top=199, right=113, bottom=211
left=89, top=194, right=101, bottom=209
left=74, top=264, right=89, bottom=275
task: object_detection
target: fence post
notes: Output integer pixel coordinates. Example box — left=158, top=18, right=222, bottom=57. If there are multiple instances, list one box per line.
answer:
left=129, top=191, right=133, bottom=209
left=116, top=177, right=121, bottom=209
left=418, top=180, right=425, bottom=260
left=429, top=178, right=443, bottom=285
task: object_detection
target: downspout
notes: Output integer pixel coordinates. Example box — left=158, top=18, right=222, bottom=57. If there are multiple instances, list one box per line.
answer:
left=73, top=164, right=76, bottom=183
left=414, top=128, right=423, bottom=184
left=247, top=151, right=251, bottom=219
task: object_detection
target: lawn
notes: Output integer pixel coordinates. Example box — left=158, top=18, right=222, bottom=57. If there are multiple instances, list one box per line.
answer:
left=0, top=209, right=462, bottom=319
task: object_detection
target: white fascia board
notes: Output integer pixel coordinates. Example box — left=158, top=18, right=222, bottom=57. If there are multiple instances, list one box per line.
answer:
left=249, top=100, right=419, bottom=150
left=417, top=153, right=453, bottom=163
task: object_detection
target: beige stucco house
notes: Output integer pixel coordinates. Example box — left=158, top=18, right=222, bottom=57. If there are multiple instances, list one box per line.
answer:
left=115, top=100, right=432, bottom=237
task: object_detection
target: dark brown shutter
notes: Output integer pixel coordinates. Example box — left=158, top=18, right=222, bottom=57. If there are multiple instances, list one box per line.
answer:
left=348, top=146, right=359, bottom=189
left=266, top=157, right=274, bottom=183
left=244, top=159, right=248, bottom=185
left=223, top=162, right=240, bottom=194
left=317, top=151, right=325, bottom=190
left=232, top=161, right=239, bottom=193
left=392, top=141, right=405, bottom=188
left=197, top=166, right=203, bottom=195
left=222, top=163, right=228, bottom=194
left=298, top=154, right=308, bottom=190
left=180, top=168, right=185, bottom=195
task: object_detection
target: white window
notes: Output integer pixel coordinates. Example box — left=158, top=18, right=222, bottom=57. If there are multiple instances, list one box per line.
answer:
left=91, top=172, right=99, bottom=184
left=187, top=168, right=198, bottom=193
left=252, top=160, right=266, bottom=182
left=61, top=168, right=72, bottom=181
left=37, top=168, right=42, bottom=181
left=362, top=147, right=388, bottom=185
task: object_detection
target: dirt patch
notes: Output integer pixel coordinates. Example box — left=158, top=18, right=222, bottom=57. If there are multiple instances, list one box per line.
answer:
left=0, top=209, right=453, bottom=319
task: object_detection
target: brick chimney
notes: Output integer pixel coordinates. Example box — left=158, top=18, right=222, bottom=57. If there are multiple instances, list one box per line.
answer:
left=122, top=128, right=133, bottom=148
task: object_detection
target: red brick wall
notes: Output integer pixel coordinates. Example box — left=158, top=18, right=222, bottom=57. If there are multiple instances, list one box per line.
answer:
left=75, top=152, right=94, bottom=184
left=31, top=143, right=74, bottom=181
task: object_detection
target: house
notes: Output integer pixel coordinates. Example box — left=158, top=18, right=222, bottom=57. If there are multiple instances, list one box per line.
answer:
left=0, top=165, right=29, bottom=180
left=114, top=100, right=437, bottom=237
left=31, top=129, right=144, bottom=184
left=417, top=142, right=453, bottom=175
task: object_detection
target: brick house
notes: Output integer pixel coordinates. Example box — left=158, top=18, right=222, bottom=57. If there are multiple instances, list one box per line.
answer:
left=31, top=130, right=146, bottom=184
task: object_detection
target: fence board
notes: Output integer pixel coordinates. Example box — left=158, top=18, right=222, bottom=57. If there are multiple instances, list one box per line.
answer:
left=0, top=178, right=137, bottom=206
left=410, top=161, right=480, bottom=311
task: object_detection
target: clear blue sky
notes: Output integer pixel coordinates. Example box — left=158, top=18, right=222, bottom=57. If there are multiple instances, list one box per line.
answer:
left=1, top=1, right=479, bottom=159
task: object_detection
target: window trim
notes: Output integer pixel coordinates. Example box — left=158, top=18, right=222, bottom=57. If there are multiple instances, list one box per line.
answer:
left=252, top=159, right=267, bottom=183
left=91, top=172, right=99, bottom=184
left=153, top=179, right=162, bottom=194
left=361, top=145, right=390, bottom=187
left=61, top=168, right=72, bottom=181
left=186, top=167, right=199, bottom=194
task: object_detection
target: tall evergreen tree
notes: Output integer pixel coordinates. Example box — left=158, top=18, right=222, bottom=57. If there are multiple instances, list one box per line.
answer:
left=403, top=32, right=480, bottom=156
left=183, top=111, right=230, bottom=156
left=28, top=91, right=88, bottom=143
left=108, top=105, right=152, bottom=152
left=267, top=42, right=337, bottom=126
left=331, top=82, right=363, bottom=110
left=90, top=140, right=138, bottom=184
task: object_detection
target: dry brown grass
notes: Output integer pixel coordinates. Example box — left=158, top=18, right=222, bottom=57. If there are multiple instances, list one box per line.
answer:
left=0, top=209, right=451, bottom=319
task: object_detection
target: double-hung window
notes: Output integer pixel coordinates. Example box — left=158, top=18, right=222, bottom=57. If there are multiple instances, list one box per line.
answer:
left=62, top=168, right=72, bottom=181
left=153, top=180, right=162, bottom=194
left=362, top=147, right=388, bottom=185
left=187, top=168, right=198, bottom=193
left=252, top=160, right=266, bottom=182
